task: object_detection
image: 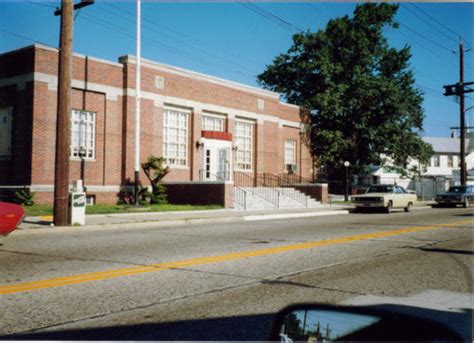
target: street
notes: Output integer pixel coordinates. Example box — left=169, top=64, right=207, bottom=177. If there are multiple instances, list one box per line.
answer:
left=0, top=207, right=472, bottom=340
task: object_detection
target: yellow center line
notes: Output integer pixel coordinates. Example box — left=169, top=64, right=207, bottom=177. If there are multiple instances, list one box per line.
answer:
left=1, top=219, right=471, bottom=295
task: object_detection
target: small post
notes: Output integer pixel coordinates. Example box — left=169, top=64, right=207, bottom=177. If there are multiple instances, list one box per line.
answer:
left=344, top=161, right=350, bottom=202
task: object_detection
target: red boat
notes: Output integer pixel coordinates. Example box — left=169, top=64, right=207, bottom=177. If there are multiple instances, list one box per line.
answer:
left=0, top=202, right=25, bottom=236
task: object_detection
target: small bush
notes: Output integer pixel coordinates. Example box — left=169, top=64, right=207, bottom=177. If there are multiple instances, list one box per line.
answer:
left=117, top=179, right=149, bottom=205
left=15, top=189, right=35, bottom=206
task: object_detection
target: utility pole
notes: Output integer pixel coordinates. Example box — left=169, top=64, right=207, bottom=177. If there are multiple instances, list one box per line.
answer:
left=459, top=38, right=466, bottom=186
left=443, top=38, right=473, bottom=187
left=134, top=0, right=141, bottom=206
left=53, top=0, right=94, bottom=226
left=53, top=0, right=74, bottom=227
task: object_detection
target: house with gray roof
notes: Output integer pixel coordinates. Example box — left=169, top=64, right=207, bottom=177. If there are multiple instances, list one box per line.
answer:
left=365, top=134, right=474, bottom=199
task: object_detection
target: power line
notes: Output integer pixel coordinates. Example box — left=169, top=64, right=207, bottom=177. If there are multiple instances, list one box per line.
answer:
left=240, top=2, right=302, bottom=33
left=104, top=2, right=266, bottom=67
left=97, top=4, right=261, bottom=76
left=410, top=3, right=468, bottom=46
left=46, top=4, right=257, bottom=81
left=399, top=23, right=455, bottom=54
left=0, top=28, right=55, bottom=47
left=401, top=4, right=459, bottom=45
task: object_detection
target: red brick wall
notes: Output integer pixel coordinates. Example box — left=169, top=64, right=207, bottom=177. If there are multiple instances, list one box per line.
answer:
left=0, top=45, right=314, bottom=205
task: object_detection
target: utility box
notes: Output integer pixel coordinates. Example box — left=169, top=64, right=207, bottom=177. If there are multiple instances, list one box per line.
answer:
left=69, top=180, right=86, bottom=226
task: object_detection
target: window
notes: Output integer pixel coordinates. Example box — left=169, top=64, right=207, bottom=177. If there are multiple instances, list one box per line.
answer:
left=234, top=120, right=253, bottom=171
left=284, top=139, right=296, bottom=165
left=447, top=155, right=453, bottom=168
left=70, top=109, right=95, bottom=159
left=0, top=107, right=12, bottom=160
left=163, top=108, right=189, bottom=167
left=432, top=155, right=440, bottom=167
left=202, top=114, right=224, bottom=132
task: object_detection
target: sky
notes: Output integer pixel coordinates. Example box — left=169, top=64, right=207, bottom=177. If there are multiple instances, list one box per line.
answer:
left=1, top=1, right=473, bottom=138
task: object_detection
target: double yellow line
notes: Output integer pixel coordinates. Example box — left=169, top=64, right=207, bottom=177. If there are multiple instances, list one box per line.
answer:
left=1, top=218, right=471, bottom=295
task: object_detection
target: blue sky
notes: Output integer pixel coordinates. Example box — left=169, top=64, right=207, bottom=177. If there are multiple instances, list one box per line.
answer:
left=1, top=1, right=473, bottom=137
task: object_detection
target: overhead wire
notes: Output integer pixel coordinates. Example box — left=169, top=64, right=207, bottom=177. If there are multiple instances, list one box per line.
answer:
left=240, top=2, right=303, bottom=33
left=104, top=2, right=266, bottom=67
left=401, top=4, right=460, bottom=45
left=410, top=3, right=467, bottom=46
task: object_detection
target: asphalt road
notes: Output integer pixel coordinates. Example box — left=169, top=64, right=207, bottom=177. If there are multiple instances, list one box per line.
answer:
left=0, top=207, right=472, bottom=340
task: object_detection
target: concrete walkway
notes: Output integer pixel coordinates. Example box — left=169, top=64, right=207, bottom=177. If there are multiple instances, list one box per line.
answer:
left=18, top=206, right=351, bottom=233
left=15, top=201, right=435, bottom=234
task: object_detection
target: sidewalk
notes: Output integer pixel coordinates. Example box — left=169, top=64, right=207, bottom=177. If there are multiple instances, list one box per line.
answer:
left=17, top=206, right=351, bottom=234
left=16, top=201, right=435, bottom=234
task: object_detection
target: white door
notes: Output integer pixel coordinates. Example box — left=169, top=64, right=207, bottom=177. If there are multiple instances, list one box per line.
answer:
left=202, top=146, right=231, bottom=181
left=217, top=148, right=230, bottom=180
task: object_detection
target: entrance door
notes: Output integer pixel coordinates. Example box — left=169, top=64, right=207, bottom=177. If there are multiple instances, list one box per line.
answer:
left=217, top=148, right=230, bottom=180
left=202, top=146, right=231, bottom=181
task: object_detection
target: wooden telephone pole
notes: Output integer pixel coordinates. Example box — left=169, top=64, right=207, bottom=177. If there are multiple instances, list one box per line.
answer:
left=443, top=38, right=473, bottom=187
left=53, top=0, right=94, bottom=226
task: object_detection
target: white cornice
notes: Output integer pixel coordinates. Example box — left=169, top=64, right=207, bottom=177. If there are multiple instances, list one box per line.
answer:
left=120, top=55, right=280, bottom=100
left=1, top=72, right=303, bottom=128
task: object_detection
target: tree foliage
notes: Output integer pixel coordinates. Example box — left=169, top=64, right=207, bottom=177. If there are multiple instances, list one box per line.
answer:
left=258, top=3, right=433, bottom=177
left=142, top=156, right=170, bottom=204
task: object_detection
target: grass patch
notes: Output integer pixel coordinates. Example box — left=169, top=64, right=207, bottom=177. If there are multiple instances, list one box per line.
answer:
left=22, top=205, right=53, bottom=217
left=23, top=203, right=222, bottom=216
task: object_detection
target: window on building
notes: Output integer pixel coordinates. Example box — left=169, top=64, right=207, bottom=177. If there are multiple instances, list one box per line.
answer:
left=432, top=155, right=440, bottom=167
left=163, top=108, right=189, bottom=167
left=70, top=109, right=96, bottom=159
left=284, top=139, right=296, bottom=165
left=202, top=114, right=224, bottom=132
left=0, top=107, right=12, bottom=160
left=447, top=155, right=453, bottom=168
left=235, top=120, right=253, bottom=171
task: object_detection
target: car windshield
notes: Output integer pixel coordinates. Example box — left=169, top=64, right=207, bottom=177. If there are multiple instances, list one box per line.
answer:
left=448, top=186, right=467, bottom=193
left=366, top=185, right=394, bottom=193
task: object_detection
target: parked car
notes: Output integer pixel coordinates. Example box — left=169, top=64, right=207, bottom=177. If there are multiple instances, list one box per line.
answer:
left=0, top=201, right=25, bottom=236
left=351, top=184, right=417, bottom=213
left=434, top=185, right=474, bottom=208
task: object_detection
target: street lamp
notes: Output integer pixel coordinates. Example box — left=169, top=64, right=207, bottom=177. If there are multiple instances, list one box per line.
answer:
left=344, top=161, right=350, bottom=202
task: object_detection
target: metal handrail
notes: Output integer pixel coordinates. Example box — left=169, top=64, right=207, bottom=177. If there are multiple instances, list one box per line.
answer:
left=234, top=171, right=280, bottom=208
left=198, top=169, right=247, bottom=209
left=258, top=173, right=309, bottom=207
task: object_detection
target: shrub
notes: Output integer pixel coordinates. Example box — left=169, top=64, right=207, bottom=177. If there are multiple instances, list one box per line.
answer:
left=15, top=189, right=35, bottom=206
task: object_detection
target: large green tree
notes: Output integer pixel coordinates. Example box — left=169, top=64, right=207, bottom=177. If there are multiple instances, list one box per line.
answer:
left=258, top=3, right=433, bottom=178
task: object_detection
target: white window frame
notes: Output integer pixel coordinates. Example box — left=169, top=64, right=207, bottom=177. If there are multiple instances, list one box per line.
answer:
left=234, top=119, right=254, bottom=171
left=284, top=139, right=297, bottom=165
left=0, top=107, right=13, bottom=160
left=432, top=155, right=440, bottom=167
left=70, top=109, right=96, bottom=160
left=163, top=107, right=189, bottom=168
left=202, top=113, right=225, bottom=132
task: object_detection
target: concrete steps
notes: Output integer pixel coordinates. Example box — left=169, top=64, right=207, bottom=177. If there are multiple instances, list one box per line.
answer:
left=233, top=186, right=322, bottom=210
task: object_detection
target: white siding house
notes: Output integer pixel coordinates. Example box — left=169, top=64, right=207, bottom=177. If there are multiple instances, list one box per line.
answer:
left=366, top=134, right=474, bottom=199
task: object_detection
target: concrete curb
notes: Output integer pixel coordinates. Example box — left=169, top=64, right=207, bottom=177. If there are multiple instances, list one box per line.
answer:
left=14, top=209, right=350, bottom=235
left=244, top=210, right=350, bottom=221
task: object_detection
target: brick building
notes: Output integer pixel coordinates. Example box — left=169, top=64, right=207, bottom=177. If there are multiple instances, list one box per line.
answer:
left=0, top=44, right=321, bottom=208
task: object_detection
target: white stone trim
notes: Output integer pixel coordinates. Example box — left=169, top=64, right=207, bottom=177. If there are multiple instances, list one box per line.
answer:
left=280, top=119, right=302, bottom=129
left=0, top=73, right=303, bottom=128
left=31, top=44, right=124, bottom=68
left=0, top=184, right=121, bottom=192
left=121, top=55, right=280, bottom=100
left=163, top=181, right=232, bottom=185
